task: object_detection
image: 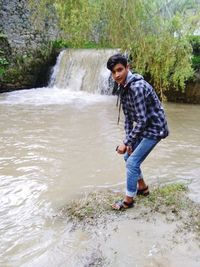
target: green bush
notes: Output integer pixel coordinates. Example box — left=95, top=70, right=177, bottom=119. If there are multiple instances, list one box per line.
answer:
left=0, top=56, right=9, bottom=77
left=192, top=55, right=200, bottom=71
left=51, top=39, right=70, bottom=49
left=51, top=39, right=108, bottom=49
left=189, top=35, right=200, bottom=55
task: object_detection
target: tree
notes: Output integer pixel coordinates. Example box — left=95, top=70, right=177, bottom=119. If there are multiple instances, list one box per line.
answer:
left=28, top=0, right=200, bottom=98
left=99, top=0, right=199, bottom=98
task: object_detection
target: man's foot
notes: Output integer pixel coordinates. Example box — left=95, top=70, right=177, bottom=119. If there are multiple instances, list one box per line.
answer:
left=112, top=199, right=134, bottom=210
left=137, top=186, right=149, bottom=196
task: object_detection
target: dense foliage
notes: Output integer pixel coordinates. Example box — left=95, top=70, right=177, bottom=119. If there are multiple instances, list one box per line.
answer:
left=0, top=33, right=9, bottom=77
left=190, top=35, right=200, bottom=71
left=29, top=0, right=200, bottom=98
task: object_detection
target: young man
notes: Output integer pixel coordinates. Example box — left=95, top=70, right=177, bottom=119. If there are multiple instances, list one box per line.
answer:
left=107, top=54, right=169, bottom=210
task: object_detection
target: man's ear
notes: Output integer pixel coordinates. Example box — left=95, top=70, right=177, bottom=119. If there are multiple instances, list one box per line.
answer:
left=126, top=64, right=130, bottom=71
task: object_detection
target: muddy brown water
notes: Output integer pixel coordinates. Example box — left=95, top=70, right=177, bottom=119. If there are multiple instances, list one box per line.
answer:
left=0, top=49, right=200, bottom=266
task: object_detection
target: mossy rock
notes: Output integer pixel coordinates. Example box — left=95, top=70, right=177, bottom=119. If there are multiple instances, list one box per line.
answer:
left=0, top=45, right=58, bottom=92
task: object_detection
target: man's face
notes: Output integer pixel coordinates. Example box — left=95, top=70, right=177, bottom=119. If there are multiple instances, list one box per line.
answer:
left=111, top=63, right=129, bottom=85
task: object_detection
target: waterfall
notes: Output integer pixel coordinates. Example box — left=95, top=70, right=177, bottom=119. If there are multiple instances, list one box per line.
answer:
left=49, top=49, right=117, bottom=94
left=0, top=49, right=118, bottom=105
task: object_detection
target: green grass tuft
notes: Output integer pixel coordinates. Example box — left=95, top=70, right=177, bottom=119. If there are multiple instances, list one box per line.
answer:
left=59, top=183, right=200, bottom=238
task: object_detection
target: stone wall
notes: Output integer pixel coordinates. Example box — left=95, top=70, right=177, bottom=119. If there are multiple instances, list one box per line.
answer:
left=0, top=0, right=59, bottom=91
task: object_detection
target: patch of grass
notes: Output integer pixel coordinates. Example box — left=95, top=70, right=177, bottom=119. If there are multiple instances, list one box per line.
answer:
left=61, top=191, right=121, bottom=221
left=139, top=183, right=200, bottom=238
left=142, top=183, right=187, bottom=208
left=60, top=183, right=200, bottom=238
left=61, top=183, right=188, bottom=222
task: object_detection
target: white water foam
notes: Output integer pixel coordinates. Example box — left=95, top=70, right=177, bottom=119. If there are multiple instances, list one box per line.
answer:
left=0, top=87, right=115, bottom=106
left=0, top=49, right=117, bottom=106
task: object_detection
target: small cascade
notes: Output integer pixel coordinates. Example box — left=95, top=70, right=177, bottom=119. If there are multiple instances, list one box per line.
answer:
left=49, top=49, right=118, bottom=94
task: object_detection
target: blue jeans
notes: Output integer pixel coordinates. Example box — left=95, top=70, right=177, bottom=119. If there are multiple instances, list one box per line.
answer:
left=124, top=137, right=160, bottom=197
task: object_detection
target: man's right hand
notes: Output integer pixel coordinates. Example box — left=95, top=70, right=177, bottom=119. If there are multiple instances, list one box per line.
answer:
left=116, top=144, right=127, bottom=154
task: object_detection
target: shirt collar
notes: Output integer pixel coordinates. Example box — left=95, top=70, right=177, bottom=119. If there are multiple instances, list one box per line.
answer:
left=124, top=71, right=133, bottom=87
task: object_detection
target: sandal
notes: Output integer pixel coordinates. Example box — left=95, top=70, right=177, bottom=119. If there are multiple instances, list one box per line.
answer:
left=137, top=186, right=149, bottom=196
left=112, top=199, right=134, bottom=210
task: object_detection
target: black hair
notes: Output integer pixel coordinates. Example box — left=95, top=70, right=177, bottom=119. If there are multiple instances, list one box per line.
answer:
left=107, top=53, right=128, bottom=71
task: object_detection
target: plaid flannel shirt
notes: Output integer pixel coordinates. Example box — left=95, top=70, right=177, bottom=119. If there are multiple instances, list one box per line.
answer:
left=120, top=72, right=169, bottom=146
